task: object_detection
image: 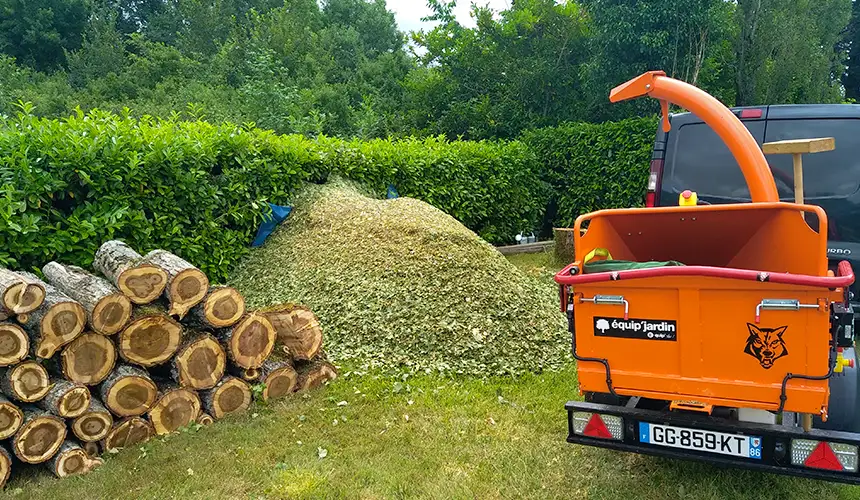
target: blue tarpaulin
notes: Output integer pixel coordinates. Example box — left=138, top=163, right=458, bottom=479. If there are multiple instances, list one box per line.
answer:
left=386, top=185, right=399, bottom=199
left=251, top=203, right=292, bottom=247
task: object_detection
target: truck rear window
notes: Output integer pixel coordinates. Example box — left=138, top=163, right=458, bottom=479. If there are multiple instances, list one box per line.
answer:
left=764, top=119, right=860, bottom=199
left=667, top=118, right=860, bottom=201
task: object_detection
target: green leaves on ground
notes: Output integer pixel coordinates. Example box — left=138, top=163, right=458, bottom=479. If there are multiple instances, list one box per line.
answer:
left=230, top=180, right=569, bottom=376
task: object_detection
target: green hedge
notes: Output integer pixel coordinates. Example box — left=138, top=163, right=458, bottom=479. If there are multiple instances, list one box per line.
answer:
left=317, top=137, right=547, bottom=244
left=0, top=110, right=548, bottom=281
left=523, top=117, right=658, bottom=228
left=0, top=110, right=656, bottom=281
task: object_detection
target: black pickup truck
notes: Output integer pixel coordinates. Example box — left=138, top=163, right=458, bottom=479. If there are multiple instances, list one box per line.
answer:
left=649, top=104, right=860, bottom=318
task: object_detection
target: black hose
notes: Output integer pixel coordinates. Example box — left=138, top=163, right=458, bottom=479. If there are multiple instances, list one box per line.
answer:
left=567, top=298, right=618, bottom=397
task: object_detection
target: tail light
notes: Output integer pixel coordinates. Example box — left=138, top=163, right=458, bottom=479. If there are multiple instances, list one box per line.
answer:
left=572, top=412, right=623, bottom=440
left=791, top=439, right=858, bottom=472
left=646, top=159, right=664, bottom=207
left=739, top=108, right=763, bottom=119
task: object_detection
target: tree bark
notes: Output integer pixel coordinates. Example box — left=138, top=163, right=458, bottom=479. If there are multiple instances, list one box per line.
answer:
left=71, top=399, right=113, bottom=443
left=99, top=364, right=158, bottom=417
left=200, top=376, right=252, bottom=420
left=93, top=240, right=168, bottom=305
left=0, top=395, right=23, bottom=440
left=187, top=286, right=246, bottom=329
left=118, top=305, right=183, bottom=367
left=47, top=440, right=103, bottom=478
left=0, top=268, right=45, bottom=316
left=148, top=382, right=201, bottom=435
left=295, top=355, right=338, bottom=392
left=61, top=332, right=117, bottom=385
left=0, top=322, right=29, bottom=366
left=262, top=304, right=323, bottom=361
left=140, top=250, right=209, bottom=318
left=0, top=360, right=52, bottom=402
left=12, top=406, right=66, bottom=464
left=37, top=379, right=91, bottom=418
left=43, top=262, right=133, bottom=335
left=0, top=444, right=11, bottom=489
left=101, top=416, right=153, bottom=452
left=215, top=312, right=275, bottom=370
left=259, top=358, right=297, bottom=402
left=15, top=272, right=86, bottom=359
left=170, top=333, right=226, bottom=390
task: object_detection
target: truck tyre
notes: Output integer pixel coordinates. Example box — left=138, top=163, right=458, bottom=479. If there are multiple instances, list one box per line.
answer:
left=814, top=347, right=860, bottom=433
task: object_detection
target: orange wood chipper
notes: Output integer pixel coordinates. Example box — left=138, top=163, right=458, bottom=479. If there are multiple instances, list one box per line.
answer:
left=557, top=71, right=860, bottom=483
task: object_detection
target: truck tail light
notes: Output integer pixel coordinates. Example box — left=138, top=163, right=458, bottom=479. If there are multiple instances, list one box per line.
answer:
left=739, top=108, right=763, bottom=119
left=791, top=439, right=858, bottom=472
left=572, top=412, right=623, bottom=440
left=646, top=159, right=663, bottom=207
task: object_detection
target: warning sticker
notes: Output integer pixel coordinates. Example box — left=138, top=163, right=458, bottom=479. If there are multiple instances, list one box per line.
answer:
left=593, top=317, right=677, bottom=341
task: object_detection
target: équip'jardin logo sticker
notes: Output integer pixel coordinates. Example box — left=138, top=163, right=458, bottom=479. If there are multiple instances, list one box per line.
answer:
left=593, top=317, right=677, bottom=341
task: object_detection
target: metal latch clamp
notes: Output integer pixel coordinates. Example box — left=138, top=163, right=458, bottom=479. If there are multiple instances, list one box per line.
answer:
left=579, top=294, right=629, bottom=320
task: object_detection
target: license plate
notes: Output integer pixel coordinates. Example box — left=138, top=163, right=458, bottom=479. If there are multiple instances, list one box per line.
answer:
left=638, top=422, right=762, bottom=460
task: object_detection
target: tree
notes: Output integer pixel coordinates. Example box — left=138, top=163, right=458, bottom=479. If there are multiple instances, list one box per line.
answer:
left=66, top=4, right=127, bottom=87
left=844, top=0, right=859, bottom=100
left=735, top=0, right=850, bottom=105
left=0, top=0, right=93, bottom=71
left=581, top=0, right=735, bottom=118
left=410, top=0, right=590, bottom=139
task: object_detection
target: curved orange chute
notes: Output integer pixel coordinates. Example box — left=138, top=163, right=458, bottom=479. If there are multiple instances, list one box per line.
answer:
left=610, top=71, right=779, bottom=204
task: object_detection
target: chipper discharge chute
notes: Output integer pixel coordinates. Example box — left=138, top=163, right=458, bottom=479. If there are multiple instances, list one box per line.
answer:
left=557, top=71, right=860, bottom=483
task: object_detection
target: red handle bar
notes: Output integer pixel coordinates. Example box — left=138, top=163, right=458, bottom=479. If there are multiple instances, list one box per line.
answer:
left=554, top=260, right=855, bottom=289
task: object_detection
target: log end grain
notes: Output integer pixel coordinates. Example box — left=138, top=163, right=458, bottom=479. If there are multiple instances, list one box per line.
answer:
left=35, top=300, right=86, bottom=359
left=148, top=387, right=201, bottom=435
left=201, top=377, right=252, bottom=420
left=260, top=361, right=297, bottom=402
left=118, top=265, right=168, bottom=305
left=167, top=268, right=209, bottom=318
left=102, top=417, right=153, bottom=451
left=54, top=384, right=92, bottom=418
left=100, top=366, right=158, bottom=417
left=0, top=323, right=29, bottom=367
left=91, top=293, right=133, bottom=335
left=220, top=313, right=276, bottom=370
left=201, top=287, right=245, bottom=328
left=49, top=441, right=103, bottom=478
left=0, top=398, right=23, bottom=440
left=173, top=335, right=226, bottom=390
left=119, top=314, right=182, bottom=367
left=263, top=305, right=323, bottom=361
left=61, top=333, right=117, bottom=385
left=3, top=280, right=46, bottom=315
left=0, top=445, right=10, bottom=489
left=72, top=404, right=113, bottom=443
left=296, top=359, right=338, bottom=392
left=13, top=408, right=66, bottom=464
left=196, top=412, right=214, bottom=426
left=5, top=361, right=52, bottom=402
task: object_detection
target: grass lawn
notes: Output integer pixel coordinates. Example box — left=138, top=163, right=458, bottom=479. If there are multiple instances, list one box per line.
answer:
left=5, top=250, right=860, bottom=499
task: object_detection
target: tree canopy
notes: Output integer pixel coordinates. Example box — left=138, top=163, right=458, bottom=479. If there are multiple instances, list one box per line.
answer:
left=0, top=0, right=855, bottom=139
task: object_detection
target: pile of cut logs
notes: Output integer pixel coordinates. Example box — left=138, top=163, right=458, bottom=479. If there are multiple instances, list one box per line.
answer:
left=0, top=240, right=335, bottom=486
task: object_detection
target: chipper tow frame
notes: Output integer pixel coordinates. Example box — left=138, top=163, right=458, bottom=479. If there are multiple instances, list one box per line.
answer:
left=555, top=71, right=860, bottom=483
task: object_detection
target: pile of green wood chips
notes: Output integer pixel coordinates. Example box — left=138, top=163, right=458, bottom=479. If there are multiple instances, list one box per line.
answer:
left=230, top=181, right=568, bottom=376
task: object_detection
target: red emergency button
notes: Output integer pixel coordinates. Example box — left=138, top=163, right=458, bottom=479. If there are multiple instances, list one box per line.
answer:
left=682, top=190, right=692, bottom=199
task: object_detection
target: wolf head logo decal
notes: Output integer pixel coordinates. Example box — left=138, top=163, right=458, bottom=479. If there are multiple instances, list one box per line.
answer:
left=744, top=323, right=788, bottom=369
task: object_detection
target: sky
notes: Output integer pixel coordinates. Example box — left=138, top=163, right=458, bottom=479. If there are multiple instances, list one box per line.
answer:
left=386, top=0, right=512, bottom=32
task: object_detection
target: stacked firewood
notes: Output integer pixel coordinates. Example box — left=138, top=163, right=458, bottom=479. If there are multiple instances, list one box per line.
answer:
left=0, top=240, right=335, bottom=486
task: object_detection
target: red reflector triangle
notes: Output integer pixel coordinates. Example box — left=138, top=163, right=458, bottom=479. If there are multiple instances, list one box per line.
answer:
left=583, top=414, right=613, bottom=439
left=805, top=442, right=844, bottom=471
